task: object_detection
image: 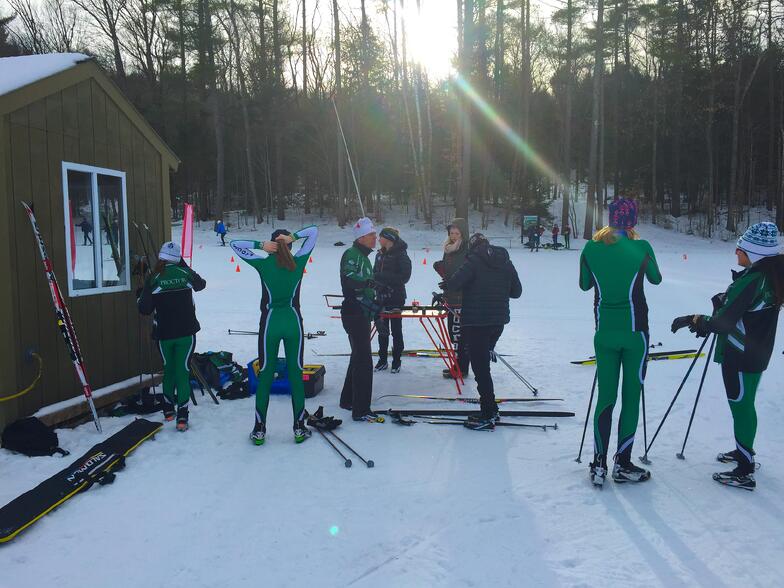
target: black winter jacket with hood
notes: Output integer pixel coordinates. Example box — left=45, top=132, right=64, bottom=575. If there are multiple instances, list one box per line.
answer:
left=444, top=240, right=522, bottom=327
left=373, top=238, right=412, bottom=306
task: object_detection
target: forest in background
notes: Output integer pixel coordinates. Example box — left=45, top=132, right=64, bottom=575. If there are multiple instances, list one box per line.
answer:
left=2, top=0, right=784, bottom=238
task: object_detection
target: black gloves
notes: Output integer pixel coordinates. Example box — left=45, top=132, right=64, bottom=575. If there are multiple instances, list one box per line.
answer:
left=692, top=316, right=710, bottom=338
left=671, top=315, right=693, bottom=334
left=437, top=280, right=447, bottom=290
left=431, top=291, right=445, bottom=306
left=671, top=314, right=710, bottom=337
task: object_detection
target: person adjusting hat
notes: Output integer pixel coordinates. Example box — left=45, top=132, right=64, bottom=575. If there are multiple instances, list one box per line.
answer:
left=137, top=241, right=206, bottom=432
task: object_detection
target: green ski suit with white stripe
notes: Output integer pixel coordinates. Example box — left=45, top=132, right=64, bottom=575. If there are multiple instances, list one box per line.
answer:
left=230, top=226, right=318, bottom=425
left=697, top=264, right=779, bottom=472
left=580, top=234, right=662, bottom=467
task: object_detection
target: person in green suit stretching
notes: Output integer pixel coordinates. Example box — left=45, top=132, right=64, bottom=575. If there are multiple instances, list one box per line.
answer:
left=579, top=198, right=662, bottom=486
left=231, top=225, right=318, bottom=445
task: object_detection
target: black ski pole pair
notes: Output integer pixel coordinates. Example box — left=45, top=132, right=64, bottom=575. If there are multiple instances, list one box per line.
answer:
left=640, top=334, right=716, bottom=463
left=396, top=414, right=556, bottom=431
left=490, top=351, right=538, bottom=396
left=314, top=428, right=373, bottom=468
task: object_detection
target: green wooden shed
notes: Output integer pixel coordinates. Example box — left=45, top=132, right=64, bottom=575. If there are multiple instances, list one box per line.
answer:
left=0, top=53, right=179, bottom=432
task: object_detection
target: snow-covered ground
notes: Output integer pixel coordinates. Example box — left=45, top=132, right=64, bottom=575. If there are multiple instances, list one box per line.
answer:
left=2, top=207, right=783, bottom=587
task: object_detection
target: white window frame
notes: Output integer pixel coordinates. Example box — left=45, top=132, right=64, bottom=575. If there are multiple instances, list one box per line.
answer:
left=62, top=161, right=131, bottom=297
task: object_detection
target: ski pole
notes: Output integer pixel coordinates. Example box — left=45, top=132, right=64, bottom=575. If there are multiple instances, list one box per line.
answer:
left=331, top=97, right=365, bottom=217
left=640, top=334, right=711, bottom=462
left=411, top=415, right=555, bottom=431
left=491, top=351, right=538, bottom=396
left=676, top=334, right=717, bottom=460
left=641, top=384, right=649, bottom=456
left=575, top=369, right=598, bottom=463
left=315, top=428, right=352, bottom=467
left=327, top=430, right=374, bottom=467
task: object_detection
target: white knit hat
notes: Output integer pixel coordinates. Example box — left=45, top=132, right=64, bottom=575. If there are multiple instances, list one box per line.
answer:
left=158, top=241, right=182, bottom=263
left=737, top=222, right=780, bottom=263
left=353, top=217, right=376, bottom=240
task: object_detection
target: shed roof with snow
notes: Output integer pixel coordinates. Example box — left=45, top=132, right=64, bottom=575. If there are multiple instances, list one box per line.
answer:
left=0, top=53, right=178, bottom=430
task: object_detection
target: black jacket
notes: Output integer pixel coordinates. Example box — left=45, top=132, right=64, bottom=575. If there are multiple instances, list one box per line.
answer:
left=138, top=262, right=206, bottom=340
left=444, top=242, right=522, bottom=327
left=373, top=238, right=412, bottom=306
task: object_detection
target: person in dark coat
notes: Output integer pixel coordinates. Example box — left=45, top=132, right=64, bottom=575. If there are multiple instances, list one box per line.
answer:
left=442, top=233, right=522, bottom=429
left=77, top=218, right=93, bottom=245
left=552, top=224, right=560, bottom=247
left=563, top=224, right=572, bottom=249
left=527, top=225, right=539, bottom=252
left=373, top=227, right=412, bottom=373
left=433, top=218, right=470, bottom=378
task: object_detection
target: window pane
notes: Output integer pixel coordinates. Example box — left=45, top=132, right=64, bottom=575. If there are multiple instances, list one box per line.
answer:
left=67, top=170, right=96, bottom=290
left=97, top=174, right=126, bottom=288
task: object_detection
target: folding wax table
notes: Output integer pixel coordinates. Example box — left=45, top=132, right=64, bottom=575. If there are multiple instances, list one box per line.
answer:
left=323, top=296, right=463, bottom=394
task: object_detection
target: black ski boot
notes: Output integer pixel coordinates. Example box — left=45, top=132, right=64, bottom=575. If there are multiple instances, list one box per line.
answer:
left=390, top=359, right=401, bottom=374
left=162, top=397, right=175, bottom=422
left=590, top=459, right=607, bottom=488
left=374, top=359, right=389, bottom=372
left=612, top=459, right=651, bottom=483
left=175, top=406, right=189, bottom=432
left=713, top=466, right=756, bottom=491
left=464, top=412, right=497, bottom=431
left=250, top=419, right=266, bottom=446
left=716, top=448, right=758, bottom=467
left=353, top=412, right=385, bottom=423
left=293, top=420, right=312, bottom=444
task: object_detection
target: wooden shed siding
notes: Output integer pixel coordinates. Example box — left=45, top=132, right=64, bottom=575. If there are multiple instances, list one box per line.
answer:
left=1, top=76, right=167, bottom=427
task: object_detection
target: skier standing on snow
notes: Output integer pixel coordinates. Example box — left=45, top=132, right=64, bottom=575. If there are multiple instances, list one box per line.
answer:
left=433, top=218, right=471, bottom=379
left=373, top=227, right=412, bottom=373
left=230, top=226, right=318, bottom=445
left=215, top=219, right=228, bottom=246
left=339, top=218, right=384, bottom=423
left=579, top=198, right=662, bottom=486
left=671, top=222, right=783, bottom=490
left=137, top=242, right=206, bottom=432
left=563, top=224, right=571, bottom=250
left=527, top=224, right=539, bottom=252
left=441, top=233, right=522, bottom=430
left=552, top=224, right=560, bottom=248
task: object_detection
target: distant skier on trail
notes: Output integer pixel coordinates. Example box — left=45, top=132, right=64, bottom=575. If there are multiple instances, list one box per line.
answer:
left=671, top=222, right=783, bottom=490
left=230, top=225, right=318, bottom=445
left=339, top=218, right=384, bottom=423
left=563, top=224, right=571, bottom=249
left=215, top=219, right=228, bottom=246
left=433, top=218, right=471, bottom=379
left=441, top=233, right=522, bottom=430
left=552, top=224, right=559, bottom=248
left=526, top=224, right=539, bottom=252
left=137, top=241, right=207, bottom=432
left=579, top=197, right=662, bottom=486
left=373, top=227, right=412, bottom=373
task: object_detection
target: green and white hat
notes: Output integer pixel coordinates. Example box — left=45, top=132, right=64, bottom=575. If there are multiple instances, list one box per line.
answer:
left=737, top=222, right=780, bottom=263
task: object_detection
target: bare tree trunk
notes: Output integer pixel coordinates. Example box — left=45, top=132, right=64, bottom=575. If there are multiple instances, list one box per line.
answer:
left=584, top=0, right=603, bottom=238
left=560, top=0, right=574, bottom=229
left=273, top=0, right=285, bottom=220
left=205, top=0, right=225, bottom=218
left=333, top=0, right=346, bottom=224
left=520, top=0, right=531, bottom=215
left=457, top=0, right=473, bottom=221
left=302, top=0, right=307, bottom=95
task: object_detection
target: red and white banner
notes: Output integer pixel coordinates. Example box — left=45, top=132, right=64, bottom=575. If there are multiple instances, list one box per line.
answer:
left=181, top=203, right=194, bottom=266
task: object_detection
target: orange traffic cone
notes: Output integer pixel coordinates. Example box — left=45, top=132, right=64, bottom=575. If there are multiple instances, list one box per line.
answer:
left=422, top=257, right=427, bottom=265
left=303, top=267, right=308, bottom=274
left=230, top=255, right=235, bottom=263
left=235, top=264, right=241, bottom=273
left=309, top=257, right=313, bottom=263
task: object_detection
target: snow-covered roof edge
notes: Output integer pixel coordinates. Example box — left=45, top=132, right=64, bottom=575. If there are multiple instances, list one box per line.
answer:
left=0, top=53, right=91, bottom=97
